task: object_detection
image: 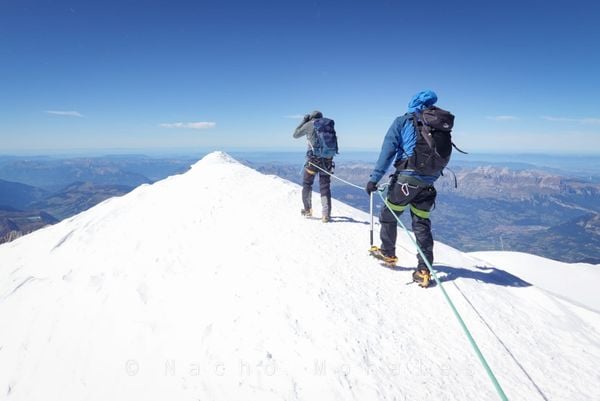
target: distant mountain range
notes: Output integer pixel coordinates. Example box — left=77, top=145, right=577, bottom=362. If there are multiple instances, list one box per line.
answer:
left=245, top=161, right=600, bottom=264
left=0, top=155, right=598, bottom=264
left=0, top=156, right=194, bottom=190
left=0, top=179, right=47, bottom=209
left=0, top=180, right=133, bottom=242
left=0, top=156, right=194, bottom=243
left=28, top=181, right=136, bottom=220
left=0, top=206, right=58, bottom=243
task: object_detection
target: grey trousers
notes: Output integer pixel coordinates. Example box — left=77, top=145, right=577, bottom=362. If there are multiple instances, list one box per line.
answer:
left=302, top=158, right=333, bottom=218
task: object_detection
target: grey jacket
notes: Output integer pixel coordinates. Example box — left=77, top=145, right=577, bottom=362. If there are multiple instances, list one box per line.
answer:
left=293, top=120, right=317, bottom=150
left=293, top=110, right=323, bottom=151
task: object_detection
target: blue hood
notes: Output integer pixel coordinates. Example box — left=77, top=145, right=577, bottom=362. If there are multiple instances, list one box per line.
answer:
left=407, top=90, right=438, bottom=113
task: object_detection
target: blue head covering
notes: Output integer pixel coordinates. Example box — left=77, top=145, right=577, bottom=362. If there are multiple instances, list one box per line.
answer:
left=407, top=90, right=438, bottom=113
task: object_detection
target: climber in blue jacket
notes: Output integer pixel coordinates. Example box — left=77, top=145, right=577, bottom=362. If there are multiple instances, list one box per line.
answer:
left=366, top=90, right=443, bottom=288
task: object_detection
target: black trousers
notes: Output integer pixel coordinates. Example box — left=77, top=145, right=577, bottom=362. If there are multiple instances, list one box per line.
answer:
left=379, top=175, right=437, bottom=270
left=302, top=157, right=333, bottom=218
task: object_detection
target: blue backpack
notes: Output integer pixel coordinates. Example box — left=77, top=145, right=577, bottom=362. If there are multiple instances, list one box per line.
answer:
left=312, top=118, right=338, bottom=158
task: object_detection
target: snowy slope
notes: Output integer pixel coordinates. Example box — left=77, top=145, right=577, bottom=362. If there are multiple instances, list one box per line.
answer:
left=1, top=151, right=599, bottom=401
left=469, top=251, right=600, bottom=313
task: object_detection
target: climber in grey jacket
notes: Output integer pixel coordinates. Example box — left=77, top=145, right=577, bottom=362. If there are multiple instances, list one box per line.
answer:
left=293, top=110, right=335, bottom=222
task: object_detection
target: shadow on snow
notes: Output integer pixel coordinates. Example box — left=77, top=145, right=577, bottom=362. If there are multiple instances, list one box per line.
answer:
left=305, top=215, right=370, bottom=225
left=376, top=263, right=531, bottom=288
left=434, top=265, right=531, bottom=287
left=328, top=216, right=370, bottom=225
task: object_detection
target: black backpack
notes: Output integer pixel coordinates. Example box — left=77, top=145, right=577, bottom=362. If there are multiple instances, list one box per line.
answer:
left=408, top=106, right=465, bottom=176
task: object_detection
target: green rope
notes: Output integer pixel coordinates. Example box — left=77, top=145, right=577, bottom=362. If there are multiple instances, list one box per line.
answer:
left=301, top=162, right=509, bottom=400
left=376, top=190, right=509, bottom=401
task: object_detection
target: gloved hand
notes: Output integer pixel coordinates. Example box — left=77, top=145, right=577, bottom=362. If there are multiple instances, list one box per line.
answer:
left=366, top=181, right=378, bottom=195
left=302, top=114, right=311, bottom=123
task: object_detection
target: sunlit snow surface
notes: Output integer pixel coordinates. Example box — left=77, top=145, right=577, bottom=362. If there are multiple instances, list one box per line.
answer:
left=1, top=151, right=599, bottom=401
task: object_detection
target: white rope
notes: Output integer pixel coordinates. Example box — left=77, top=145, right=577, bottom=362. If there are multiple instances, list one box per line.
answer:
left=307, top=161, right=364, bottom=190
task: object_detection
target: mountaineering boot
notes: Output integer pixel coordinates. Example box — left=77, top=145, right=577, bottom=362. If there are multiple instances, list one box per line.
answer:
left=369, top=246, right=398, bottom=266
left=300, top=208, right=312, bottom=217
left=412, top=269, right=431, bottom=288
left=322, top=215, right=330, bottom=223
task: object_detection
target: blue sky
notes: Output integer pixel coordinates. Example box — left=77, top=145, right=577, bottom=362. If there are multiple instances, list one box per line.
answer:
left=1, top=0, right=599, bottom=154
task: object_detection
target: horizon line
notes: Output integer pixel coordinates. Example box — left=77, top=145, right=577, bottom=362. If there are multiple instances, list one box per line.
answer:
left=1, top=147, right=600, bottom=158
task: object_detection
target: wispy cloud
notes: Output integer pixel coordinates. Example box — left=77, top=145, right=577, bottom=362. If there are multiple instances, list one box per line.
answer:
left=160, top=122, right=216, bottom=129
left=579, top=118, right=600, bottom=124
left=486, top=115, right=518, bottom=121
left=284, top=114, right=304, bottom=119
left=45, top=110, right=84, bottom=117
left=541, top=116, right=576, bottom=123
left=541, top=116, right=600, bottom=125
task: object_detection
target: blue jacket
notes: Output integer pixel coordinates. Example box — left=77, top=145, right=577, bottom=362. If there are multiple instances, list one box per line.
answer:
left=369, top=90, right=440, bottom=185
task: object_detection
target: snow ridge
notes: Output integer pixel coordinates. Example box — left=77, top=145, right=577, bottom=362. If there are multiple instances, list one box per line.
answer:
left=1, top=151, right=599, bottom=401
